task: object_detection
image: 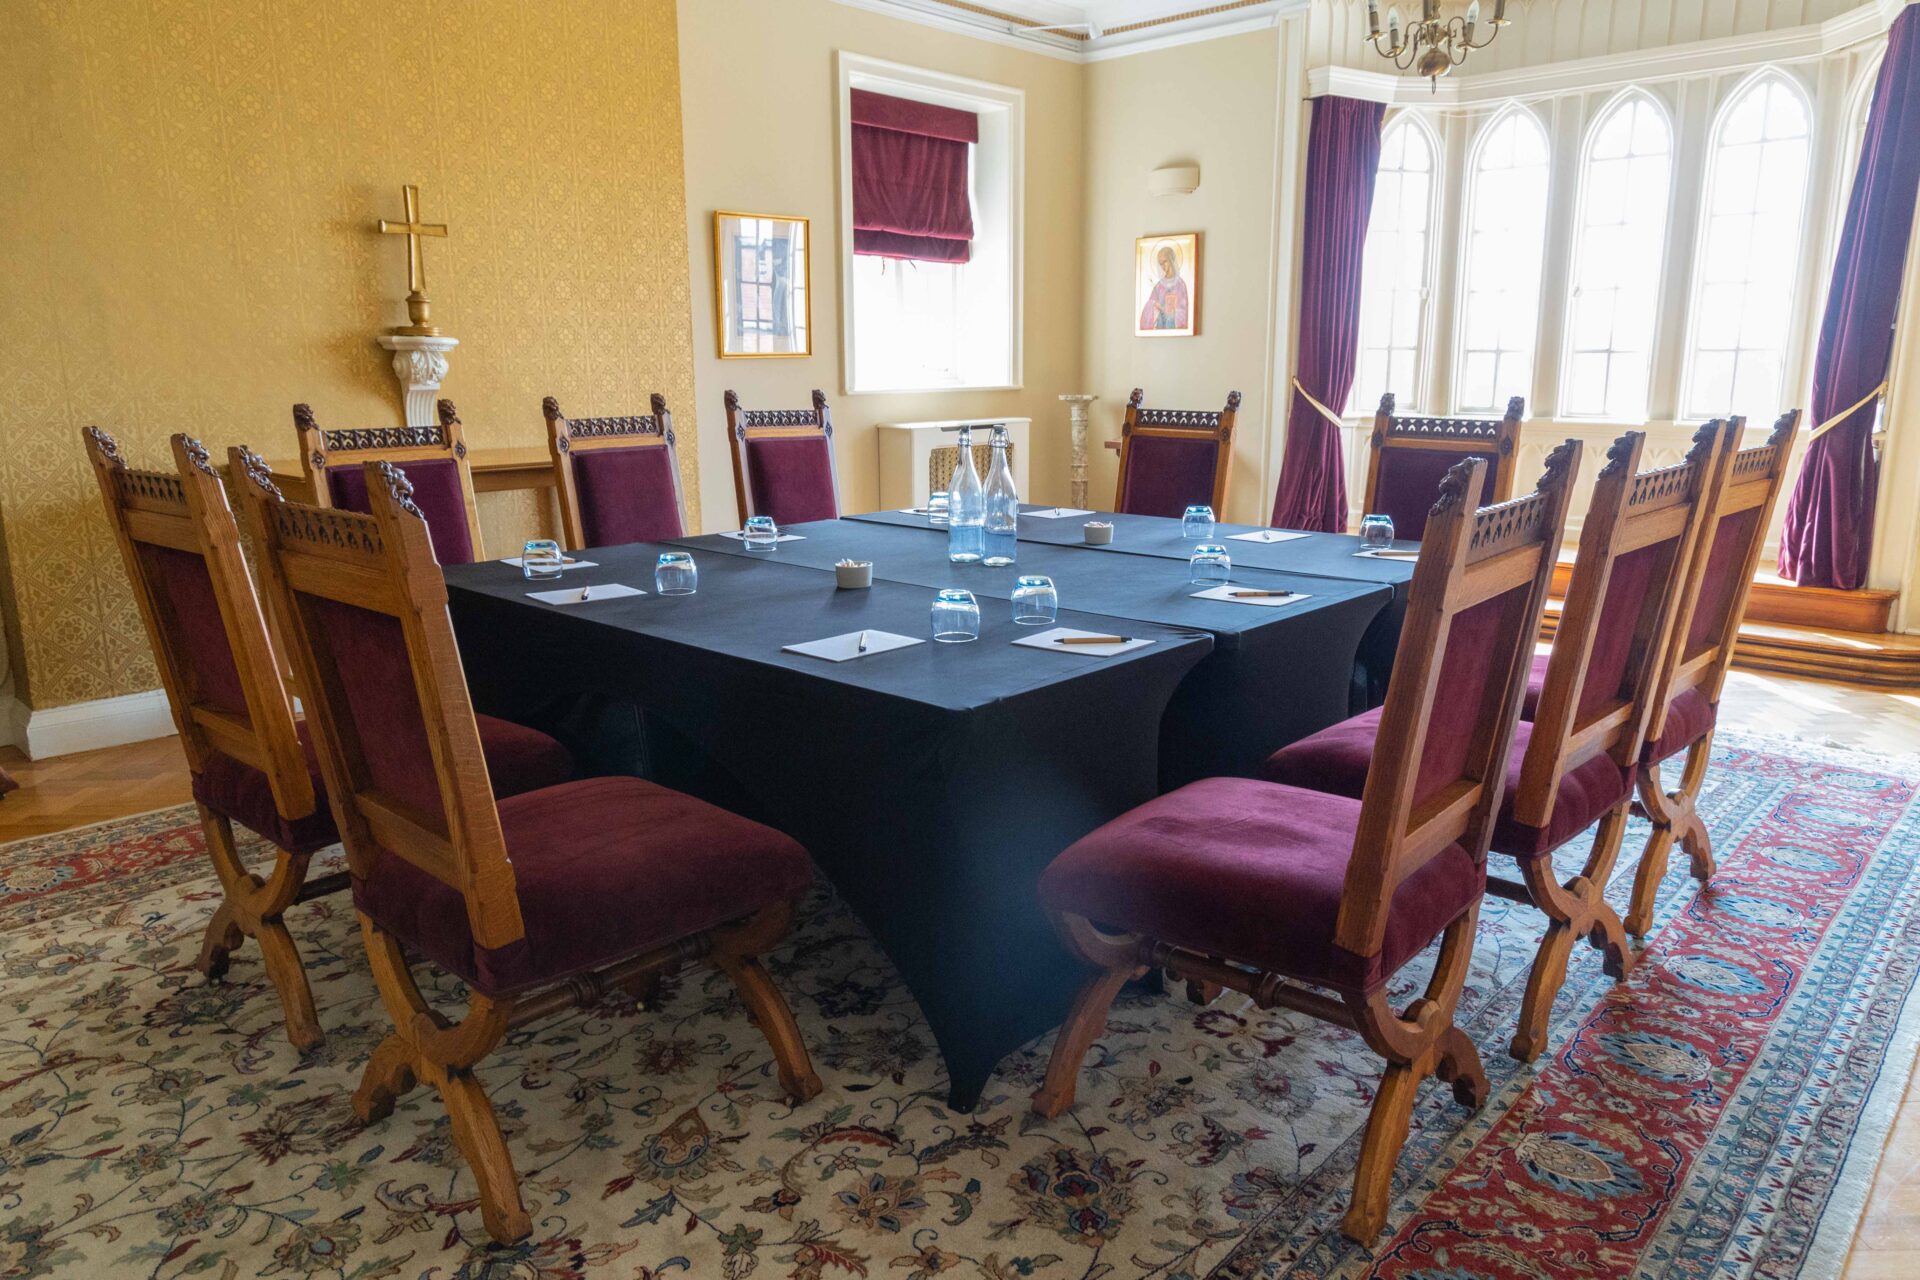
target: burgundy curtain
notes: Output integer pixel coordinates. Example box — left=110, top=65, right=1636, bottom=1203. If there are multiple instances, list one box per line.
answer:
left=852, top=89, right=977, bottom=264
left=1271, top=96, right=1385, bottom=531
left=1778, top=6, right=1920, bottom=588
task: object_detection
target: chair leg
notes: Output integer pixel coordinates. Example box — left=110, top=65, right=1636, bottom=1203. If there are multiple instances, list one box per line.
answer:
left=710, top=904, right=823, bottom=1105
left=195, top=805, right=324, bottom=1051
left=1435, top=1025, right=1488, bottom=1108
left=1508, top=800, right=1635, bottom=1064
left=1032, top=962, right=1136, bottom=1119
left=1626, top=733, right=1716, bottom=937
left=1344, top=1061, right=1421, bottom=1242
left=352, top=913, right=527, bottom=1245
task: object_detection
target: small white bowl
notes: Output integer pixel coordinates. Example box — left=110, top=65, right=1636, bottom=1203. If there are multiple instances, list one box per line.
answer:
left=1083, top=522, right=1115, bottom=546
left=835, top=561, right=874, bottom=589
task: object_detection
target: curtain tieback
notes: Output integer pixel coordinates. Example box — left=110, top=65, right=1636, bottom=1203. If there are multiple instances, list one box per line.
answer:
left=1290, top=376, right=1348, bottom=430
left=1806, top=379, right=1889, bottom=443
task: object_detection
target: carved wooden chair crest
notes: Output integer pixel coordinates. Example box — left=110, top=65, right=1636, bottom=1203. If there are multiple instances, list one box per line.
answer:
left=1364, top=393, right=1526, bottom=539
left=725, top=388, right=840, bottom=526
left=1113, top=387, right=1239, bottom=517
left=295, top=399, right=485, bottom=563
left=242, top=461, right=823, bottom=1244
left=1623, top=409, right=1801, bottom=935
left=1034, top=444, right=1579, bottom=1242
left=544, top=394, right=687, bottom=549
left=83, top=427, right=333, bottom=1049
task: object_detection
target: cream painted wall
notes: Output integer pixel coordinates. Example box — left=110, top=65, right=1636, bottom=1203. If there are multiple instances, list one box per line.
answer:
left=676, top=0, right=1088, bottom=530
left=1081, top=28, right=1289, bottom=524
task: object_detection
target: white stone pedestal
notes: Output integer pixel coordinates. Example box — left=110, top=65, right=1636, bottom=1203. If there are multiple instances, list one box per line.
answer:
left=375, top=334, right=460, bottom=427
left=1059, top=394, right=1098, bottom=510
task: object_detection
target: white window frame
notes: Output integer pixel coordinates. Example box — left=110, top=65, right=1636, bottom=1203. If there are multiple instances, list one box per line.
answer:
left=1558, top=86, right=1676, bottom=424
left=836, top=52, right=1024, bottom=395
left=1451, top=102, right=1553, bottom=416
left=1679, top=68, right=1815, bottom=423
left=1348, top=109, right=1443, bottom=416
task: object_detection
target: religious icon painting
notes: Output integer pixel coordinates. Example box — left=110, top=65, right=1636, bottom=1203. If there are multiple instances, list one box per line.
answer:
left=1134, top=232, right=1199, bottom=338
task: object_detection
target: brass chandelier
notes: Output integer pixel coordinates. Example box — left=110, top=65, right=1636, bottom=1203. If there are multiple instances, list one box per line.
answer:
left=1366, top=1, right=1511, bottom=89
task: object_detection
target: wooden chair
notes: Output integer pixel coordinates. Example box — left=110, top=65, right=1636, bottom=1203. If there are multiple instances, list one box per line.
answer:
left=296, top=399, right=485, bottom=563
left=241, top=459, right=824, bottom=1244
left=1622, top=410, right=1801, bottom=936
left=1034, top=443, right=1579, bottom=1242
left=725, top=388, right=840, bottom=526
left=1267, top=426, right=1725, bottom=1062
left=1363, top=393, right=1525, bottom=540
left=84, top=427, right=333, bottom=1050
left=1113, top=387, right=1239, bottom=517
left=544, top=394, right=686, bottom=549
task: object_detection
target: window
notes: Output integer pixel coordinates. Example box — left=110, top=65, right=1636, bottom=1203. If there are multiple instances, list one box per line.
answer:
left=840, top=55, right=1021, bottom=393
left=1684, top=74, right=1812, bottom=419
left=1563, top=91, right=1673, bottom=420
left=1456, top=107, right=1551, bottom=414
left=1349, top=116, right=1437, bottom=414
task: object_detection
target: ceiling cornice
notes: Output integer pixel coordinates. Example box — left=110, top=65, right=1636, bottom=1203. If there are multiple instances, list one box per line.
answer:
left=828, top=0, right=1308, bottom=63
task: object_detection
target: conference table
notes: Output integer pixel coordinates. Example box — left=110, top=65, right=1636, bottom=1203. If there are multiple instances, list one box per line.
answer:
left=442, top=508, right=1412, bottom=1109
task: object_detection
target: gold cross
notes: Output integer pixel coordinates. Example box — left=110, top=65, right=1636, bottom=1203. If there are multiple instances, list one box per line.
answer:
left=378, top=184, right=448, bottom=296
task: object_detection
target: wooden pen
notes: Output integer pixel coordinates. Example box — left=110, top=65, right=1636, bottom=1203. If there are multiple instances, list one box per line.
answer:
left=1228, top=589, right=1296, bottom=598
left=1055, top=634, right=1130, bottom=645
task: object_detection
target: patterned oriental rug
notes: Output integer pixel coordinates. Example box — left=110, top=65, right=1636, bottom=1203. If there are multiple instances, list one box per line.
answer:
left=0, top=732, right=1915, bottom=1280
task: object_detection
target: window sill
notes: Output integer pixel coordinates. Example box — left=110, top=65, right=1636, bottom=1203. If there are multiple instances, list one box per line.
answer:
left=845, top=383, right=1023, bottom=397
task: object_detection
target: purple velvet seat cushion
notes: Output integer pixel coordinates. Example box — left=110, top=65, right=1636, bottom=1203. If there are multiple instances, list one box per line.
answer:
left=1262, top=709, right=1630, bottom=859
left=1117, top=435, right=1222, bottom=518
left=745, top=436, right=838, bottom=525
left=1647, top=687, right=1716, bottom=763
left=328, top=459, right=476, bottom=565
left=191, top=716, right=572, bottom=855
left=1037, top=777, right=1481, bottom=997
left=573, top=445, right=683, bottom=545
left=352, top=776, right=814, bottom=997
left=1372, top=447, right=1504, bottom=541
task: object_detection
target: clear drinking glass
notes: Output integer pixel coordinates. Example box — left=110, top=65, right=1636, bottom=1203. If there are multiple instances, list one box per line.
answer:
left=1359, top=513, right=1396, bottom=551
left=931, top=588, right=981, bottom=643
left=654, top=551, right=697, bottom=595
left=1011, top=575, right=1058, bottom=626
left=1182, top=504, right=1217, bottom=540
left=521, top=539, right=564, bottom=581
left=1189, top=544, right=1232, bottom=586
left=744, top=514, right=778, bottom=550
left=927, top=492, right=951, bottom=527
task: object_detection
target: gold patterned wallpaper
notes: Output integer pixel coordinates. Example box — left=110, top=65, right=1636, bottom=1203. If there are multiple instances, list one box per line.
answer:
left=0, top=0, right=699, bottom=710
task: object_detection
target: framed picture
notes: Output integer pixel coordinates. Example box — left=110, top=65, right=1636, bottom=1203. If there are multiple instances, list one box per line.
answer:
left=714, top=211, right=812, bottom=358
left=1134, top=232, right=1199, bottom=338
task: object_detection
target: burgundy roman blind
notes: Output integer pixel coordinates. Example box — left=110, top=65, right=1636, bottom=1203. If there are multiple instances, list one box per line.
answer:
left=851, top=88, right=978, bottom=264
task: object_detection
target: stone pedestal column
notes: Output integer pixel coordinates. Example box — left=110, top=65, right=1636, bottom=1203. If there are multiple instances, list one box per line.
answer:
left=375, top=334, right=460, bottom=427
left=1058, top=394, right=1098, bottom=509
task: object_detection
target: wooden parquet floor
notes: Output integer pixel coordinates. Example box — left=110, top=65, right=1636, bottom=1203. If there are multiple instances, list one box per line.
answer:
left=2, top=670, right=1918, bottom=1272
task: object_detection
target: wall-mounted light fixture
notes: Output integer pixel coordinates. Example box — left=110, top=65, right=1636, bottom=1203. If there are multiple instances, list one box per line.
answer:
left=1149, top=163, right=1200, bottom=196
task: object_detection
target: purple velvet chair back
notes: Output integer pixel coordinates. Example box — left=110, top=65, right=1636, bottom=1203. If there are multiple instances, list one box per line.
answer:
left=1513, top=427, right=1727, bottom=828
left=243, top=459, right=528, bottom=952
left=81, top=429, right=314, bottom=821
left=726, top=389, right=840, bottom=527
left=296, top=400, right=484, bottom=565
left=546, top=395, right=686, bottom=550
left=1114, top=388, right=1239, bottom=518
left=1335, top=442, right=1579, bottom=961
left=1363, top=394, right=1525, bottom=541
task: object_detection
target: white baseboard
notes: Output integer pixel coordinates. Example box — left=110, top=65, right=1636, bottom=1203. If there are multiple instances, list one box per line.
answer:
left=21, top=689, right=175, bottom=760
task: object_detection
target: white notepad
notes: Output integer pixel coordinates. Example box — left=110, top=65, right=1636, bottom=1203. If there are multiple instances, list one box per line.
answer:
left=501, top=556, right=598, bottom=571
left=783, top=630, right=924, bottom=662
left=1013, top=627, right=1155, bottom=657
left=1227, top=530, right=1310, bottom=545
left=526, top=583, right=645, bottom=606
left=1189, top=585, right=1310, bottom=608
left=1024, top=507, right=1096, bottom=519
left=720, top=530, right=805, bottom=544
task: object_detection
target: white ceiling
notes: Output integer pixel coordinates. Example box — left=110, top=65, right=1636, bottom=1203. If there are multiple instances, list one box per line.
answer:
left=834, top=0, right=1307, bottom=61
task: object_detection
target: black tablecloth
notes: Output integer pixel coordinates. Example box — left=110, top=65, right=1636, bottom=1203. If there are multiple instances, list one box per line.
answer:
left=841, top=507, right=1416, bottom=709
left=674, top=520, right=1392, bottom=787
left=444, top=547, right=1211, bottom=1110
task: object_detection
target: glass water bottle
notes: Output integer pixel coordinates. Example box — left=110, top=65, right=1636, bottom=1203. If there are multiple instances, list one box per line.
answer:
left=946, top=426, right=986, bottom=564
left=983, top=426, right=1019, bottom=567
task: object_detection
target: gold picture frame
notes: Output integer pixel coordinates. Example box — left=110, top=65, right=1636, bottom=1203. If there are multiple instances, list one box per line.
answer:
left=1134, top=232, right=1200, bottom=338
left=714, top=210, right=813, bottom=359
